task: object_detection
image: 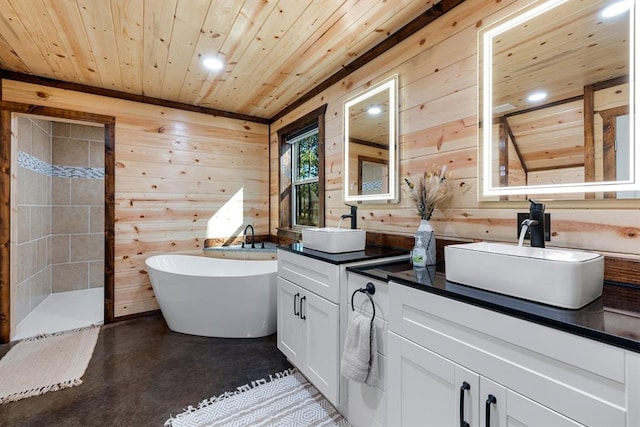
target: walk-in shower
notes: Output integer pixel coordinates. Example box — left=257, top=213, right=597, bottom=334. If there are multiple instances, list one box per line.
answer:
left=11, top=117, right=105, bottom=340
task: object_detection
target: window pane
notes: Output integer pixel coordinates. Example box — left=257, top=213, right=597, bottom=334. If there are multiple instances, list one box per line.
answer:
left=280, top=143, right=292, bottom=193
left=295, top=132, right=318, bottom=181
left=294, top=182, right=319, bottom=226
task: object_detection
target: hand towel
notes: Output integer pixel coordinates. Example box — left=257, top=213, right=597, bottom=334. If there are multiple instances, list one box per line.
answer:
left=341, top=311, right=378, bottom=386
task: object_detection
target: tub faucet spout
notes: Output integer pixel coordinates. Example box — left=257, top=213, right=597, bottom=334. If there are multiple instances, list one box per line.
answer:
left=243, top=224, right=255, bottom=249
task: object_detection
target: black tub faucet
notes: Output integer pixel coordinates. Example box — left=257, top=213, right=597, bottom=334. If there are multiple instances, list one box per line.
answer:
left=243, top=224, right=255, bottom=248
left=528, top=199, right=545, bottom=248
left=340, top=205, right=358, bottom=229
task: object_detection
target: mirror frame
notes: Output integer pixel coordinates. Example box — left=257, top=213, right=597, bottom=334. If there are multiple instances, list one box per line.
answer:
left=344, top=75, right=398, bottom=203
left=479, top=0, right=640, bottom=198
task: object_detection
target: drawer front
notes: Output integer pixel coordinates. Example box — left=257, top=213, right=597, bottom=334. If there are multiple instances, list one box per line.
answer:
left=347, top=273, right=389, bottom=321
left=389, top=281, right=628, bottom=427
left=278, top=250, right=340, bottom=302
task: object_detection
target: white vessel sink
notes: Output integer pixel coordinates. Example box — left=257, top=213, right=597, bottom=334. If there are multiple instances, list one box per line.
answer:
left=444, top=242, right=604, bottom=309
left=302, top=227, right=366, bottom=253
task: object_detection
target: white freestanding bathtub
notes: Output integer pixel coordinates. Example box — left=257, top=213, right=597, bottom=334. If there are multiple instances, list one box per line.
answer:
left=145, top=254, right=277, bottom=338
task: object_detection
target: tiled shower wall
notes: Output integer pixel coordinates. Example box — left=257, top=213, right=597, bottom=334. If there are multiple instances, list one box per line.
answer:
left=13, top=118, right=104, bottom=325
left=50, top=122, right=104, bottom=293
left=14, top=117, right=53, bottom=324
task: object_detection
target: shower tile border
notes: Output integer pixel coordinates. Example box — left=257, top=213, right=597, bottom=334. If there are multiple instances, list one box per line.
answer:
left=18, top=151, right=104, bottom=179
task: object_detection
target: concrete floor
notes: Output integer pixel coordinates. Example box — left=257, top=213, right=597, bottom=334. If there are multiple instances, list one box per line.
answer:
left=0, top=313, right=292, bottom=426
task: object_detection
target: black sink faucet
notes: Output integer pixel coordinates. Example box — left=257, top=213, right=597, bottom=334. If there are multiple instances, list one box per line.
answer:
left=243, top=224, right=255, bottom=248
left=340, top=205, right=358, bottom=229
left=528, top=199, right=545, bottom=248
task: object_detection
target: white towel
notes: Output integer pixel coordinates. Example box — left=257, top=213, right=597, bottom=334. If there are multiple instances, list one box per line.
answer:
left=341, top=311, right=378, bottom=386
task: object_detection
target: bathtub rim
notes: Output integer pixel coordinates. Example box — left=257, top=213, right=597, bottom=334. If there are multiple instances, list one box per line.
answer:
left=145, top=253, right=277, bottom=278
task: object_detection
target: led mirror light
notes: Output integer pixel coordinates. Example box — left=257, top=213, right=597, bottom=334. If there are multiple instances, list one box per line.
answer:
left=344, top=75, right=398, bottom=203
left=479, top=0, right=640, bottom=198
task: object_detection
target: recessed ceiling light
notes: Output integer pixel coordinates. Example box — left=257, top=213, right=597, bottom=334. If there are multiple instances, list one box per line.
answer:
left=368, top=106, right=382, bottom=115
left=527, top=91, right=547, bottom=102
left=203, top=57, right=224, bottom=71
left=601, top=0, right=631, bottom=18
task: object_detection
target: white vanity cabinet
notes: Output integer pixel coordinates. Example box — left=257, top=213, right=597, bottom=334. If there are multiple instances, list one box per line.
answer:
left=345, top=272, right=390, bottom=427
left=277, top=276, right=340, bottom=402
left=277, top=248, right=407, bottom=411
left=387, top=281, right=639, bottom=427
left=277, top=249, right=342, bottom=405
left=388, top=332, right=583, bottom=426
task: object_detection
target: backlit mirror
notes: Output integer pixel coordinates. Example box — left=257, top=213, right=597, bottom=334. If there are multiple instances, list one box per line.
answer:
left=479, top=0, right=640, bottom=199
left=344, top=75, right=398, bottom=202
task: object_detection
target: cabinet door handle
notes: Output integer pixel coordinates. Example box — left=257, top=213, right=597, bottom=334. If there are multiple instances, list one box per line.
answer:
left=459, top=381, right=471, bottom=427
left=485, top=394, right=497, bottom=427
left=300, top=295, right=306, bottom=320
left=293, top=293, right=300, bottom=317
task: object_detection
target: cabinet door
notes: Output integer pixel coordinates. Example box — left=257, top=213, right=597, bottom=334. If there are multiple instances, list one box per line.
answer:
left=481, top=377, right=507, bottom=427
left=388, top=331, right=480, bottom=427
left=457, top=364, right=480, bottom=427
left=480, top=377, right=583, bottom=427
left=301, top=288, right=340, bottom=405
left=277, top=277, right=303, bottom=366
left=505, top=390, right=584, bottom=427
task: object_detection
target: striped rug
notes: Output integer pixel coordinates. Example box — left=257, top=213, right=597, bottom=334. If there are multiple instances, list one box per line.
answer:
left=166, top=369, right=350, bottom=427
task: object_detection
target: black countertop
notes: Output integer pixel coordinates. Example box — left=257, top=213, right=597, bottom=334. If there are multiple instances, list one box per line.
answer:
left=346, top=261, right=640, bottom=353
left=277, top=243, right=409, bottom=265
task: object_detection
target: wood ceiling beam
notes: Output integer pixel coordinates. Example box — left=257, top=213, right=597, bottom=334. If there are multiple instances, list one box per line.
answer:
left=593, top=75, right=629, bottom=92
left=584, top=85, right=596, bottom=181
left=504, top=118, right=527, bottom=175
left=600, top=105, right=629, bottom=199
left=349, top=138, right=388, bottom=151
left=527, top=163, right=585, bottom=172
left=584, top=83, right=596, bottom=200
left=504, top=95, right=584, bottom=118
left=498, top=117, right=509, bottom=188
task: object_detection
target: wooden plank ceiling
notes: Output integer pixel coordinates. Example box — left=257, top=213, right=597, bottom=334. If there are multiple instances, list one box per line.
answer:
left=0, top=0, right=440, bottom=120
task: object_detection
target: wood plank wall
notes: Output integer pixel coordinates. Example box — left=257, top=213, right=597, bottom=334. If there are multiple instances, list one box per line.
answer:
left=270, top=0, right=640, bottom=262
left=2, top=80, right=270, bottom=318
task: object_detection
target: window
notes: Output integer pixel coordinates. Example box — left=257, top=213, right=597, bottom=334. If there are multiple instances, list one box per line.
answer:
left=278, top=105, right=326, bottom=234
left=289, top=126, right=319, bottom=226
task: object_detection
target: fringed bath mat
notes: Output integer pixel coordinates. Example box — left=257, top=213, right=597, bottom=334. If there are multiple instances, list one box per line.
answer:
left=0, top=325, right=100, bottom=404
left=166, top=368, right=351, bottom=427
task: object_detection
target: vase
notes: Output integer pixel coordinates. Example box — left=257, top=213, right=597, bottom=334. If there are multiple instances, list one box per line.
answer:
left=417, top=219, right=436, bottom=266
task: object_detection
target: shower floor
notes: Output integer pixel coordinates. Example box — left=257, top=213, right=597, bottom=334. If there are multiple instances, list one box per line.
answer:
left=13, top=287, right=104, bottom=341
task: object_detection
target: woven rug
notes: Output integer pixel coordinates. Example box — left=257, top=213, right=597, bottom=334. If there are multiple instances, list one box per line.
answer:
left=0, top=325, right=100, bottom=404
left=166, top=369, right=351, bottom=427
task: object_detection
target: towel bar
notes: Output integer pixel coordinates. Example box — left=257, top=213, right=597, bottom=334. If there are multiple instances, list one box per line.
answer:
left=351, top=282, right=376, bottom=321
left=349, top=282, right=377, bottom=372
